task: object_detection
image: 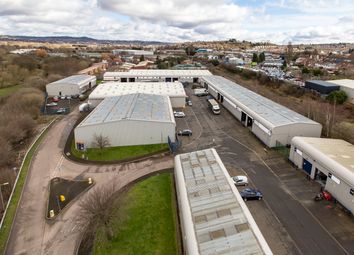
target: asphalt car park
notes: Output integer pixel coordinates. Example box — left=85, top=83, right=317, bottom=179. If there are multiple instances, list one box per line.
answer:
left=176, top=85, right=354, bottom=255
left=43, top=97, right=81, bottom=115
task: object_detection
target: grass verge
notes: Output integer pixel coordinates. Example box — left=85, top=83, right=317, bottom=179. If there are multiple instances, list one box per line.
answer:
left=94, top=173, right=179, bottom=255
left=71, top=141, right=169, bottom=161
left=0, top=126, right=50, bottom=254
left=0, top=85, right=21, bottom=98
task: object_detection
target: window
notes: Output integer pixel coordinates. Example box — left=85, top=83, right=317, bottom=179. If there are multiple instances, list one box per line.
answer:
left=210, top=229, right=226, bottom=240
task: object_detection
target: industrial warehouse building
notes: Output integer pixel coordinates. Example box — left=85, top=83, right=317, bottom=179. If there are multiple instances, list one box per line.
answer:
left=304, top=80, right=340, bottom=94
left=175, top=148, right=272, bottom=255
left=112, top=49, right=154, bottom=56
left=289, top=137, right=354, bottom=213
left=74, top=93, right=175, bottom=149
left=201, top=76, right=322, bottom=147
left=88, top=82, right=187, bottom=108
left=103, top=69, right=212, bottom=83
left=46, top=75, right=96, bottom=96
left=327, top=79, right=354, bottom=104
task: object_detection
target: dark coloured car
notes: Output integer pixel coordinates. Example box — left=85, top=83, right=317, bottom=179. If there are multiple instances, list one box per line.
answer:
left=177, top=129, right=192, bottom=136
left=240, top=188, right=263, bottom=201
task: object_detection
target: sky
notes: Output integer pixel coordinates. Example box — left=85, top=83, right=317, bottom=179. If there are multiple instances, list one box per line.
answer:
left=0, top=0, right=353, bottom=44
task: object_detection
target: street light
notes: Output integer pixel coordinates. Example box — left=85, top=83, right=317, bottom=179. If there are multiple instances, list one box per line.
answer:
left=0, top=182, right=9, bottom=212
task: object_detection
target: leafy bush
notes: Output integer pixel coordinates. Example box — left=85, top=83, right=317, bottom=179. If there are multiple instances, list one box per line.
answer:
left=326, top=90, right=348, bottom=104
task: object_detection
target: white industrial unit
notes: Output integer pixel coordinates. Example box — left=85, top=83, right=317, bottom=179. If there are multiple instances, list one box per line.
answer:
left=289, top=137, right=354, bottom=213
left=103, top=69, right=212, bottom=83
left=112, top=49, right=154, bottom=56
left=201, top=76, right=322, bottom=147
left=88, top=82, right=187, bottom=108
left=327, top=79, right=354, bottom=104
left=75, top=93, right=176, bottom=149
left=175, top=148, right=272, bottom=255
left=46, top=75, right=96, bottom=96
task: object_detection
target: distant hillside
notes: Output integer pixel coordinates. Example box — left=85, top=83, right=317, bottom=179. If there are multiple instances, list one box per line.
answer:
left=0, top=35, right=168, bottom=45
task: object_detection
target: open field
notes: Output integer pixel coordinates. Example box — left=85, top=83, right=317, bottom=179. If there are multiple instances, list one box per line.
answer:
left=0, top=85, right=21, bottom=98
left=71, top=141, right=169, bottom=161
left=94, top=173, right=179, bottom=255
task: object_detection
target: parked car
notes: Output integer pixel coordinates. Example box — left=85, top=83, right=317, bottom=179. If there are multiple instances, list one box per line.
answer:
left=232, top=176, right=248, bottom=186
left=174, top=111, right=185, bottom=118
left=65, top=96, right=72, bottom=100
left=56, top=108, right=66, bottom=114
left=46, top=102, right=58, bottom=107
left=240, top=188, right=263, bottom=201
left=187, top=100, right=192, bottom=106
left=72, top=94, right=79, bottom=99
left=52, top=96, right=59, bottom=102
left=177, top=129, right=192, bottom=136
left=60, top=96, right=66, bottom=100
left=79, top=94, right=87, bottom=101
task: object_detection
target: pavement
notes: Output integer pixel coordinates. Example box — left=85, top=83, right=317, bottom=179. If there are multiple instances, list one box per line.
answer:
left=175, top=86, right=354, bottom=255
left=5, top=110, right=174, bottom=255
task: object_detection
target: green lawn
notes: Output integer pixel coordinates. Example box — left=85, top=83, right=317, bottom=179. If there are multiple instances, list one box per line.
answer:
left=0, top=125, right=51, bottom=254
left=0, top=85, right=21, bottom=98
left=94, top=173, right=179, bottom=255
left=71, top=141, right=169, bottom=161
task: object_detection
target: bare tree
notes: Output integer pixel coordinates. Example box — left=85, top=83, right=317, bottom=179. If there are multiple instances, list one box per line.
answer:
left=285, top=41, right=293, bottom=64
left=76, top=183, right=123, bottom=249
left=91, top=134, right=110, bottom=150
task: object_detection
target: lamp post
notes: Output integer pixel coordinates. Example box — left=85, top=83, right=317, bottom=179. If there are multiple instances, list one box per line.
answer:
left=0, top=182, right=9, bottom=211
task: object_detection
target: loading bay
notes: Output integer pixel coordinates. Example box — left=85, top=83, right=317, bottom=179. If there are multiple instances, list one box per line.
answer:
left=175, top=85, right=354, bottom=255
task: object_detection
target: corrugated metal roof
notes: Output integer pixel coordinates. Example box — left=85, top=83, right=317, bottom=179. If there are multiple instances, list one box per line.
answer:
left=104, top=69, right=212, bottom=78
left=89, top=82, right=186, bottom=99
left=50, top=75, right=95, bottom=85
left=78, top=93, right=173, bottom=127
left=327, top=79, right=354, bottom=89
left=176, top=148, right=269, bottom=255
left=203, top=76, right=319, bottom=128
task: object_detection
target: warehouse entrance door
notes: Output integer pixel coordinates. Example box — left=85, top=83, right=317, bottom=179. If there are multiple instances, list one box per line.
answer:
left=314, top=168, right=327, bottom=186
left=241, top=112, right=246, bottom=123
left=193, top=77, right=198, bottom=83
left=302, top=159, right=312, bottom=175
left=247, top=116, right=253, bottom=128
left=173, top=77, right=178, bottom=82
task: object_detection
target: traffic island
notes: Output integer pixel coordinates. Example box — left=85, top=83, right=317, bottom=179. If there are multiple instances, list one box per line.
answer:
left=46, top=177, right=94, bottom=220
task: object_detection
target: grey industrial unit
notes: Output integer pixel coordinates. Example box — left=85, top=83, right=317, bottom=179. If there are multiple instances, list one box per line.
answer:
left=103, top=69, right=212, bottom=83
left=74, top=93, right=175, bottom=149
left=304, top=80, right=340, bottom=94
left=327, top=79, right=354, bottom=104
left=174, top=148, right=272, bottom=255
left=289, top=137, right=354, bottom=214
left=88, top=82, right=187, bottom=108
left=201, top=76, right=322, bottom=147
left=46, top=75, right=96, bottom=96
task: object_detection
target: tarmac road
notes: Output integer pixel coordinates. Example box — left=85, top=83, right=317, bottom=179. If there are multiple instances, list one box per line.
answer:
left=177, top=86, right=352, bottom=255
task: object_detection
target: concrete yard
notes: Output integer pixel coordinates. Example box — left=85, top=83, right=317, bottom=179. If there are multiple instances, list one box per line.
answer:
left=176, top=85, right=354, bottom=255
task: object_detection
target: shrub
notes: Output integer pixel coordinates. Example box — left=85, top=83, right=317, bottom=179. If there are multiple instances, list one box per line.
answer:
left=24, top=76, right=47, bottom=91
left=0, top=137, right=16, bottom=166
left=326, top=90, right=348, bottom=104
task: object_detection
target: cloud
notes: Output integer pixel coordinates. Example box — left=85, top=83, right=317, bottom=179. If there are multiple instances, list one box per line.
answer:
left=0, top=0, right=353, bottom=44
